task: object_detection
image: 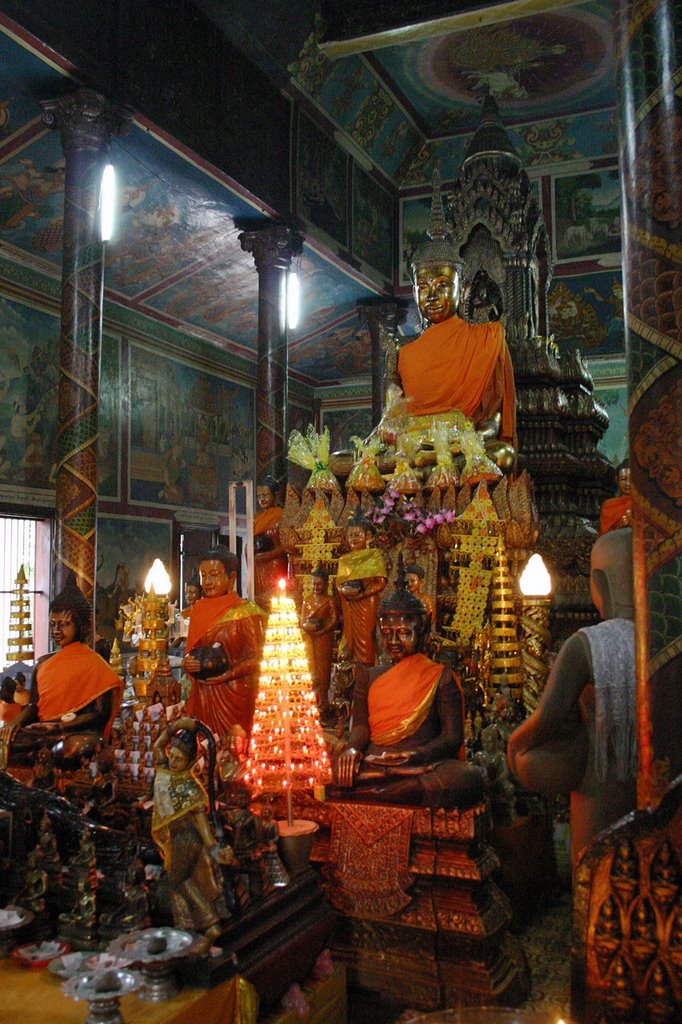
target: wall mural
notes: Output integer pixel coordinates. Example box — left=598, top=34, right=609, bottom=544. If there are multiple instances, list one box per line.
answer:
left=553, top=168, right=621, bottom=262
left=352, top=164, right=393, bottom=282
left=96, top=515, right=172, bottom=640
left=548, top=271, right=624, bottom=355
left=0, top=293, right=119, bottom=497
left=594, top=382, right=629, bottom=469
left=128, top=343, right=254, bottom=512
left=322, top=405, right=373, bottom=453
left=295, top=109, right=348, bottom=250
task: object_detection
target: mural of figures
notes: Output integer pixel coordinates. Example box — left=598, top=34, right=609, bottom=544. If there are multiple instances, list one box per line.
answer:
left=553, top=169, right=621, bottom=261
left=0, top=296, right=119, bottom=495
left=296, top=110, right=348, bottom=249
left=352, top=164, right=393, bottom=282
left=96, top=516, right=172, bottom=639
left=129, top=344, right=254, bottom=512
left=322, top=406, right=373, bottom=452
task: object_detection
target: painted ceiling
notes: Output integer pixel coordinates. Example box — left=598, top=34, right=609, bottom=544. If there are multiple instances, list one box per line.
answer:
left=1, top=0, right=618, bottom=389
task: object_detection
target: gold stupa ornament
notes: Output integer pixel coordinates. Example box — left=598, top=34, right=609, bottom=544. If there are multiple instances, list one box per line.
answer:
left=6, top=565, right=34, bottom=662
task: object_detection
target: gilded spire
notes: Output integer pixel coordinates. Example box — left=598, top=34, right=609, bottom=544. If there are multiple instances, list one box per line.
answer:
left=410, top=167, right=460, bottom=278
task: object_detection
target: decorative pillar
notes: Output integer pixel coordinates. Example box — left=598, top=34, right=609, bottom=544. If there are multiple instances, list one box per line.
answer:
left=42, top=89, right=131, bottom=598
left=239, top=225, right=304, bottom=488
left=614, top=0, right=682, bottom=808
left=356, top=299, right=408, bottom=425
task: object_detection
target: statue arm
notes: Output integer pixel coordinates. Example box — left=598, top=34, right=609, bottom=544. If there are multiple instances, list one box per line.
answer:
left=204, top=616, right=263, bottom=685
left=334, top=669, right=369, bottom=786
left=340, top=575, right=387, bottom=601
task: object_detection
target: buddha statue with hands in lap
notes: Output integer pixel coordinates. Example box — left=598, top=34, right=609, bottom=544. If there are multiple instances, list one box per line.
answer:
left=0, top=573, right=123, bottom=769
left=332, top=559, right=485, bottom=809
left=392, top=169, right=516, bottom=475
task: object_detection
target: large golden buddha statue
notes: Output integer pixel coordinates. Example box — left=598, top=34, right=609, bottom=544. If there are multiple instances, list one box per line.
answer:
left=390, top=170, right=517, bottom=476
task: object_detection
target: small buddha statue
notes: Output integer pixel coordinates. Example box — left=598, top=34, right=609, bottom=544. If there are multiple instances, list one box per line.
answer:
left=335, top=513, right=387, bottom=667
left=253, top=475, right=288, bottom=607
left=331, top=558, right=486, bottom=809
left=599, top=458, right=632, bottom=535
left=300, top=564, right=339, bottom=716
left=394, top=169, right=517, bottom=475
left=404, top=563, right=436, bottom=629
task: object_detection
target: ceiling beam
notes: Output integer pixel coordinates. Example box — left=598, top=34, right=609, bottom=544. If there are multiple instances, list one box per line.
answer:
left=319, top=0, right=589, bottom=56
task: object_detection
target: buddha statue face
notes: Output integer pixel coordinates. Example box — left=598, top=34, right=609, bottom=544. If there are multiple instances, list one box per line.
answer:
left=199, top=558, right=236, bottom=599
left=414, top=263, right=460, bottom=327
left=50, top=610, right=78, bottom=648
left=378, top=611, right=423, bottom=664
left=311, top=573, right=327, bottom=597
left=256, top=485, right=276, bottom=510
left=346, top=524, right=370, bottom=552
left=405, top=571, right=423, bottom=596
left=184, top=582, right=201, bottom=607
left=617, top=465, right=631, bottom=496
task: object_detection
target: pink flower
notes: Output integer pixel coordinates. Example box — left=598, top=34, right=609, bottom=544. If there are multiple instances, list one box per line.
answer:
left=403, top=509, right=417, bottom=521
left=415, top=522, right=428, bottom=534
left=423, top=515, right=436, bottom=530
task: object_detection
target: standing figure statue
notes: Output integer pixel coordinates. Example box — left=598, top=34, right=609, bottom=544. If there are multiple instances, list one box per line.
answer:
left=253, top=476, right=288, bottom=608
left=300, top=564, right=338, bottom=716
left=599, top=458, right=632, bottom=535
left=183, top=547, right=265, bottom=739
left=331, top=558, right=485, bottom=809
left=335, top=513, right=387, bottom=667
left=507, top=528, right=636, bottom=873
left=405, top=563, right=436, bottom=629
left=151, top=716, right=230, bottom=953
left=0, top=574, right=123, bottom=769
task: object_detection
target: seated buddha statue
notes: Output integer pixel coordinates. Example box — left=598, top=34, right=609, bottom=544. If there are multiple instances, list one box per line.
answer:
left=331, top=559, right=485, bottom=809
left=392, top=169, right=516, bottom=475
left=0, top=574, right=123, bottom=770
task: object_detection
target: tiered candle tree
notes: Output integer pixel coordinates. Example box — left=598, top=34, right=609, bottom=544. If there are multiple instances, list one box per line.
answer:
left=245, top=579, right=331, bottom=826
left=7, top=565, right=34, bottom=663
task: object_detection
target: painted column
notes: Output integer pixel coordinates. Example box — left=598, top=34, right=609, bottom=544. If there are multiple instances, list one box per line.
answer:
left=356, top=299, right=407, bottom=425
left=42, top=89, right=131, bottom=599
left=614, top=0, right=682, bottom=808
left=239, top=225, right=304, bottom=488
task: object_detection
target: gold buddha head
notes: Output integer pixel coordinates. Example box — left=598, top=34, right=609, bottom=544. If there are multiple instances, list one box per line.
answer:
left=410, top=167, right=461, bottom=329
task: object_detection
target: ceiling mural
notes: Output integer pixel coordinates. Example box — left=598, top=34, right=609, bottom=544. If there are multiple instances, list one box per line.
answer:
left=371, top=3, right=614, bottom=136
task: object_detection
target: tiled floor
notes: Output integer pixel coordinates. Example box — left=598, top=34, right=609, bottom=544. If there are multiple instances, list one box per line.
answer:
left=347, top=890, right=574, bottom=1023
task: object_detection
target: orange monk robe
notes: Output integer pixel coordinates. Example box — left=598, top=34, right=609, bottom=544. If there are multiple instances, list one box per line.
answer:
left=367, top=654, right=466, bottom=758
left=398, top=316, right=517, bottom=447
left=599, top=495, right=632, bottom=535
left=253, top=507, right=282, bottom=538
left=0, top=701, right=21, bottom=724
left=36, top=642, right=123, bottom=739
left=185, top=592, right=265, bottom=738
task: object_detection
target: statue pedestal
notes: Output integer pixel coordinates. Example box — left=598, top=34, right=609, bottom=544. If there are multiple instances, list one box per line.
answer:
left=302, top=796, right=530, bottom=1010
